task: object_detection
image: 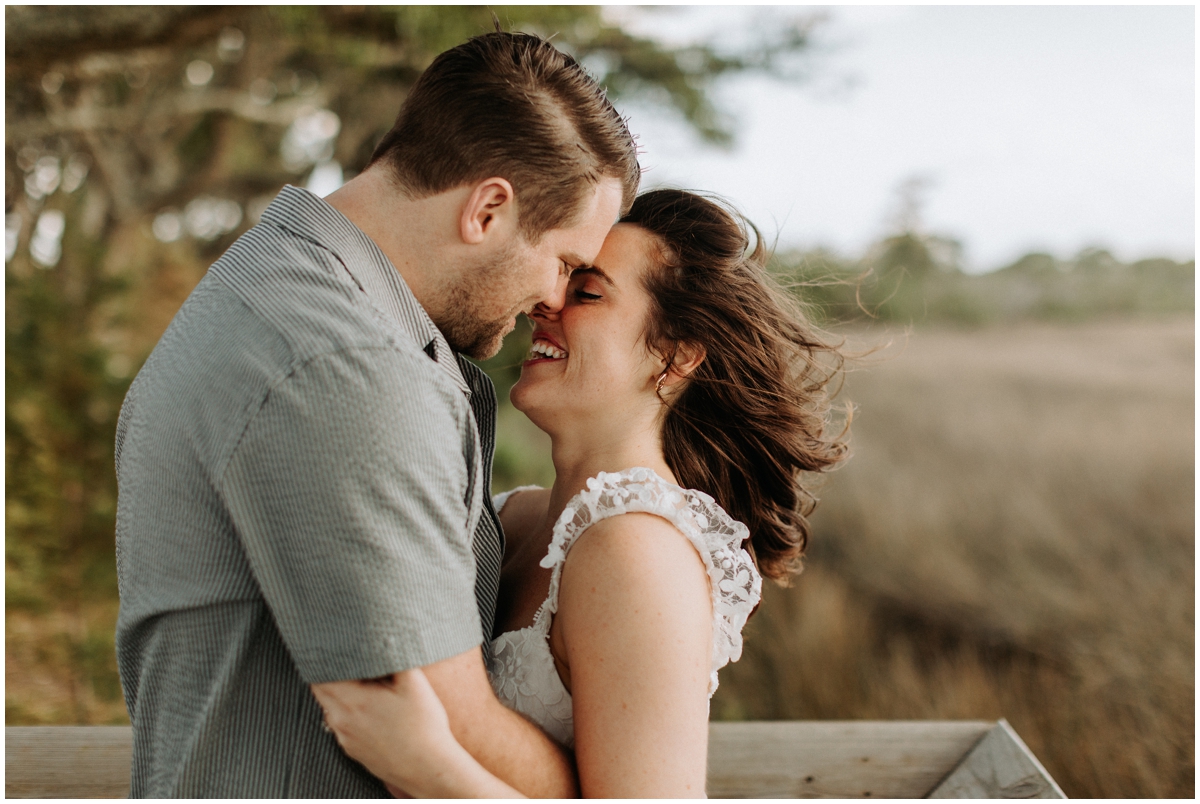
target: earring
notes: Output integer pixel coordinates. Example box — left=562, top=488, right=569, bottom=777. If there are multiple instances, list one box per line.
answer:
left=655, top=370, right=668, bottom=396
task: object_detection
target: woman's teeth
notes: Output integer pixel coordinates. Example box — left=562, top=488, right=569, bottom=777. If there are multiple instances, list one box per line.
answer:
left=529, top=341, right=567, bottom=360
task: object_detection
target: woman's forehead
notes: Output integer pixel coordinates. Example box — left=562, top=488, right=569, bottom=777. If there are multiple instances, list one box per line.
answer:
left=592, top=223, right=655, bottom=283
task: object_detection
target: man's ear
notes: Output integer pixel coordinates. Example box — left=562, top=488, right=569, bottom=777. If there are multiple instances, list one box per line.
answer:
left=459, top=177, right=516, bottom=245
left=662, top=341, right=707, bottom=387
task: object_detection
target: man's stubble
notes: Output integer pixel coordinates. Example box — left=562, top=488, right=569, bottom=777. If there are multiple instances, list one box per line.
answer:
left=434, top=241, right=529, bottom=360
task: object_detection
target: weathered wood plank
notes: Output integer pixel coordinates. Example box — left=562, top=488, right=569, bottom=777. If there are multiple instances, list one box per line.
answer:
left=927, top=719, right=1066, bottom=799
left=8, top=720, right=1030, bottom=799
left=707, top=720, right=992, bottom=798
left=6, top=726, right=132, bottom=799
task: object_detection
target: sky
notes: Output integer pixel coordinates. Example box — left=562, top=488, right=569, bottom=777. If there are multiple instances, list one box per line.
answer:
left=607, top=4, right=1195, bottom=273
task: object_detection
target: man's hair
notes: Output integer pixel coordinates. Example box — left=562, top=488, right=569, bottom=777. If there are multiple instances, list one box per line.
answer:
left=368, top=31, right=640, bottom=238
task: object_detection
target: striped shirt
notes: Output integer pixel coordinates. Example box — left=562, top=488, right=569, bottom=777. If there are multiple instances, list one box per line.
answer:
left=114, top=185, right=504, bottom=797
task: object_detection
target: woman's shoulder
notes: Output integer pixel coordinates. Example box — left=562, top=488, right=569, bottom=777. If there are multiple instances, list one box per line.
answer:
left=549, top=467, right=763, bottom=692
left=552, top=511, right=710, bottom=638
left=567, top=509, right=702, bottom=565
left=493, top=486, right=551, bottom=549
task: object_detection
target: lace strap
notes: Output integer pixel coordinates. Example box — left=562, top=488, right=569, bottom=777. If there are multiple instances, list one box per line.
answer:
left=535, top=467, right=762, bottom=695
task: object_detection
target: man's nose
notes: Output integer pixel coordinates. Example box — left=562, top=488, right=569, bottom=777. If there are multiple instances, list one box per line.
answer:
left=537, top=270, right=570, bottom=314
left=528, top=301, right=560, bottom=322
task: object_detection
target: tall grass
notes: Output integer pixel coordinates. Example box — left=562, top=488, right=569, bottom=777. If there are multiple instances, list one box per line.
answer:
left=711, top=316, right=1195, bottom=797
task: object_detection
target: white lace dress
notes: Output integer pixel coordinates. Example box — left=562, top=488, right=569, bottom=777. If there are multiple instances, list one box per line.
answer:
left=487, top=467, right=763, bottom=749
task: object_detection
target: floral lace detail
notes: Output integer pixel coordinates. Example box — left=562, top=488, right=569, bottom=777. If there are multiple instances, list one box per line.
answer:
left=490, top=625, right=575, bottom=748
left=539, top=467, right=762, bottom=695
left=488, top=484, right=575, bottom=746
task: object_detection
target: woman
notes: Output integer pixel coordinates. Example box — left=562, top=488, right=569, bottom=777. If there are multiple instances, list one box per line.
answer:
left=314, top=189, right=849, bottom=797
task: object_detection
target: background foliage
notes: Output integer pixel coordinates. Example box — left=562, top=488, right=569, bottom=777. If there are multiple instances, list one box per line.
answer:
left=5, top=6, right=1193, bottom=797
left=4, top=0, right=816, bottom=724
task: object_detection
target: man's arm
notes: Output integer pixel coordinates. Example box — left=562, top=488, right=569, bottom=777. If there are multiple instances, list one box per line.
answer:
left=312, top=666, right=524, bottom=798
left=223, top=348, right=487, bottom=683
left=312, top=646, right=577, bottom=798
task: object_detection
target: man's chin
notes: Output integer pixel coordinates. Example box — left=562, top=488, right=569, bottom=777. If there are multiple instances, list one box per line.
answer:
left=438, top=311, right=516, bottom=360
left=466, top=337, right=505, bottom=361
left=455, top=324, right=511, bottom=361
left=478, top=319, right=519, bottom=359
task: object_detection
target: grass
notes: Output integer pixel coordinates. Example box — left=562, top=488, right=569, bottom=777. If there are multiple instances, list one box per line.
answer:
left=5, top=600, right=128, bottom=726
left=711, top=315, right=1195, bottom=797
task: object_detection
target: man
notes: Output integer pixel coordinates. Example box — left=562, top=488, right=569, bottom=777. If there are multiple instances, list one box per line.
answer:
left=114, top=31, right=639, bottom=797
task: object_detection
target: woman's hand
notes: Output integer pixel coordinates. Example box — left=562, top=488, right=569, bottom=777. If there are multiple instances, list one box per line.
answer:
left=312, top=668, right=456, bottom=797
left=311, top=669, right=523, bottom=798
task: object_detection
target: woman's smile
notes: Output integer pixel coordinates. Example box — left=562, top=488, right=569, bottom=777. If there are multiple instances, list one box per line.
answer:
left=526, top=331, right=568, bottom=364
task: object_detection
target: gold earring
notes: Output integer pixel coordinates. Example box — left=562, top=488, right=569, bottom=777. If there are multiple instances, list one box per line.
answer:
left=655, top=371, right=668, bottom=396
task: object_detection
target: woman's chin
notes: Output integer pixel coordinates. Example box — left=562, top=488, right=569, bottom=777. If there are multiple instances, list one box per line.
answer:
left=508, top=381, right=540, bottom=418
left=509, top=383, right=560, bottom=434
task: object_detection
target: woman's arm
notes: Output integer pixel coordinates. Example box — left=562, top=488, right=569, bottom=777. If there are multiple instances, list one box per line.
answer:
left=312, top=651, right=568, bottom=798
left=314, top=667, right=520, bottom=801
left=553, top=512, right=713, bottom=798
left=313, top=665, right=523, bottom=798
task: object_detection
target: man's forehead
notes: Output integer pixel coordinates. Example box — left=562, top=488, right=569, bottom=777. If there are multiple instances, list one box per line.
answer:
left=576, top=178, right=624, bottom=229
left=553, top=219, right=615, bottom=263
left=540, top=179, right=622, bottom=262
left=560, top=251, right=587, bottom=268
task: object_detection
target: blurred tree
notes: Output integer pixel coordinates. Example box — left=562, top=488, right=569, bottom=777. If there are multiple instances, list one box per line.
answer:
left=871, top=175, right=963, bottom=281
left=5, top=6, right=819, bottom=228
left=4, top=5, right=822, bottom=722
left=997, top=252, right=1059, bottom=278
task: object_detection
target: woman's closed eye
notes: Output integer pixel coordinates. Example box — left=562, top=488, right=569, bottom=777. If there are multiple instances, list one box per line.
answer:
left=567, top=265, right=615, bottom=303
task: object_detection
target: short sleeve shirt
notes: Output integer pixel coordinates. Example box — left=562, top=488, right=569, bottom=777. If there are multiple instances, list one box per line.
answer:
left=113, top=186, right=505, bottom=797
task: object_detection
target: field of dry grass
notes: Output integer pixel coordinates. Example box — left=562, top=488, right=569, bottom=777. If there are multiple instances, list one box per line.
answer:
left=6, top=601, right=127, bottom=726
left=711, top=315, right=1195, bottom=797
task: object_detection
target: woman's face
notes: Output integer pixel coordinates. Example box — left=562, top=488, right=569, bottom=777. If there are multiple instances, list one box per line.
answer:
left=509, top=223, right=664, bottom=433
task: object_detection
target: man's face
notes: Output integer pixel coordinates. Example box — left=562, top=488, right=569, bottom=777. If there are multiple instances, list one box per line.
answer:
left=438, top=178, right=625, bottom=359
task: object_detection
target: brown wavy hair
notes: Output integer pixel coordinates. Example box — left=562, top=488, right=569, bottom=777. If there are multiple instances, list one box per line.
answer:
left=623, top=189, right=850, bottom=582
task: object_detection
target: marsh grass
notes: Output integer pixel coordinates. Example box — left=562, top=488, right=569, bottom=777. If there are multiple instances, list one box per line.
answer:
left=5, top=600, right=127, bottom=725
left=712, top=316, right=1195, bottom=797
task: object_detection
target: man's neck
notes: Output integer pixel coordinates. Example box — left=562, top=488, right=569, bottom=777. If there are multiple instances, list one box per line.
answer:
left=324, top=167, right=453, bottom=315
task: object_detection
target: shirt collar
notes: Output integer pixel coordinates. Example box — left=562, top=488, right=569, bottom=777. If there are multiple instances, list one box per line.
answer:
left=261, top=185, right=471, bottom=397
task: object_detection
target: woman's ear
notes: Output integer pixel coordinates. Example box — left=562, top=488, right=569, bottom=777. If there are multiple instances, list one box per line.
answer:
left=459, top=177, right=516, bottom=245
left=662, top=341, right=706, bottom=387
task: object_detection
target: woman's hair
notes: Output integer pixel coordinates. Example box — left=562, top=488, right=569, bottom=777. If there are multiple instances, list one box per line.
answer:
left=622, top=189, right=850, bottom=583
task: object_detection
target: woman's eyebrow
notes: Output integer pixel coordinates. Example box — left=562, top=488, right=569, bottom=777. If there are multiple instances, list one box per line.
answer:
left=571, top=265, right=615, bottom=286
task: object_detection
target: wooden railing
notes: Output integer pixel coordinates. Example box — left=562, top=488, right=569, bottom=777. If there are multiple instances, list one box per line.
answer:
left=5, top=720, right=1065, bottom=798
